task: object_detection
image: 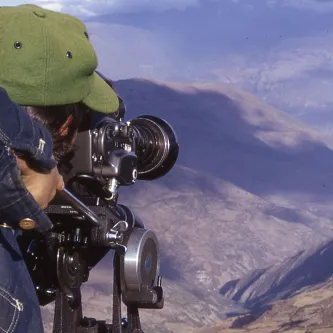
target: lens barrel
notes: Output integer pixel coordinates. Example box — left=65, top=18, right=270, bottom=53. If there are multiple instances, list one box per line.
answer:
left=129, top=115, right=179, bottom=180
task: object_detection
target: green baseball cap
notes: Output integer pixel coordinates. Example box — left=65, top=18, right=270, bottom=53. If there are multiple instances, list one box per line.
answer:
left=0, top=4, right=119, bottom=113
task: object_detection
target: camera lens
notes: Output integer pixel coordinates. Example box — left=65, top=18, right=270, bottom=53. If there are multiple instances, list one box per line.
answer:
left=129, top=115, right=179, bottom=180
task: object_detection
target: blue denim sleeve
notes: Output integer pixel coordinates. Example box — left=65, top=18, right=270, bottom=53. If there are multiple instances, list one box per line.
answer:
left=0, top=145, right=53, bottom=233
left=0, top=87, right=56, bottom=171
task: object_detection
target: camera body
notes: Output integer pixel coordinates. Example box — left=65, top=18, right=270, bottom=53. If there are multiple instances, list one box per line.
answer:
left=66, top=111, right=179, bottom=198
left=71, top=117, right=137, bottom=185
left=17, top=93, right=179, bottom=333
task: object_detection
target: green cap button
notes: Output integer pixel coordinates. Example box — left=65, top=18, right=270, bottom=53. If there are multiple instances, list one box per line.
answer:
left=33, top=10, right=46, bottom=18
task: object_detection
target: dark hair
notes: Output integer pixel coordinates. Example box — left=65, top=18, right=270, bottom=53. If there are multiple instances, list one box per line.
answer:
left=22, top=103, right=89, bottom=163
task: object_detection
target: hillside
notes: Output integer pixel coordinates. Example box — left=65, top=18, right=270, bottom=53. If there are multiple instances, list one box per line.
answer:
left=191, top=279, right=333, bottom=333
left=41, top=79, right=333, bottom=333
left=192, top=238, right=333, bottom=333
left=202, top=237, right=333, bottom=333
left=221, top=238, right=333, bottom=307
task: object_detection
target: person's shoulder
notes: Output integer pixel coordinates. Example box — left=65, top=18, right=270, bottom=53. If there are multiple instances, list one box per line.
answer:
left=0, top=87, right=56, bottom=171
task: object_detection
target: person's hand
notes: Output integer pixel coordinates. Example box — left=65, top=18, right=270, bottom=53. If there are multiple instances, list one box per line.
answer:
left=16, top=157, right=64, bottom=209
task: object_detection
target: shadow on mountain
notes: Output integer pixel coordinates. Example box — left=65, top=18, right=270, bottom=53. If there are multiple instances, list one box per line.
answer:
left=159, top=252, right=183, bottom=280
left=220, top=238, right=333, bottom=313
left=113, top=79, right=333, bottom=205
left=263, top=205, right=313, bottom=225
left=220, top=269, right=266, bottom=301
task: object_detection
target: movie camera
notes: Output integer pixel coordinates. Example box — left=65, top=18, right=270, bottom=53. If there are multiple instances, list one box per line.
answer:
left=17, top=85, right=179, bottom=333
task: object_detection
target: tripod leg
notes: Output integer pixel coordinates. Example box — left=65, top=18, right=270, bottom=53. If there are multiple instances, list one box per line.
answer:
left=112, top=253, right=122, bottom=333
left=127, top=306, right=143, bottom=333
left=53, top=290, right=83, bottom=333
left=111, top=251, right=144, bottom=333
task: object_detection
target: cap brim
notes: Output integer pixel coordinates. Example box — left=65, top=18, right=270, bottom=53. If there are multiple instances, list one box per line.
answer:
left=82, top=72, right=119, bottom=114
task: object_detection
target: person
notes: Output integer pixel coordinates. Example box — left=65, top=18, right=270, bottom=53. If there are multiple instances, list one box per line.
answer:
left=0, top=87, right=64, bottom=332
left=0, top=3, right=120, bottom=332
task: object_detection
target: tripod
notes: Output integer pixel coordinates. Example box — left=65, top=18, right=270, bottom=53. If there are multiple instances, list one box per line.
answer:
left=52, top=251, right=145, bottom=333
left=19, top=189, right=165, bottom=333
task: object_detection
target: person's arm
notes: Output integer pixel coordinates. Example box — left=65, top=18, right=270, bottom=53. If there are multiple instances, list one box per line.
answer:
left=0, top=147, right=56, bottom=233
left=17, top=156, right=64, bottom=209
left=0, top=87, right=63, bottom=233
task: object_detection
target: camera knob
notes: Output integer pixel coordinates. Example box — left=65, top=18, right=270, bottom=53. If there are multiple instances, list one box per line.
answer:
left=121, top=318, right=128, bottom=328
left=92, top=153, right=98, bottom=162
left=106, top=221, right=128, bottom=255
left=106, top=231, right=123, bottom=243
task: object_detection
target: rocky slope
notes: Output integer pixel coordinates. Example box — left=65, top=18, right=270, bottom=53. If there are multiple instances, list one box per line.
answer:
left=221, top=238, right=333, bottom=308
left=191, top=279, right=333, bottom=333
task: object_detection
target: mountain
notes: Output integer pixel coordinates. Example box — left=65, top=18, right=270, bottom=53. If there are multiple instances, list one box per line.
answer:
left=192, top=238, right=333, bottom=333
left=85, top=1, right=333, bottom=132
left=41, top=79, right=333, bottom=333
left=191, top=280, right=333, bottom=333
left=220, top=238, right=333, bottom=308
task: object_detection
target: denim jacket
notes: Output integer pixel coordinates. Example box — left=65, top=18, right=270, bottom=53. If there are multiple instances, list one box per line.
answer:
left=0, top=87, right=56, bottom=234
left=0, top=87, right=58, bottom=332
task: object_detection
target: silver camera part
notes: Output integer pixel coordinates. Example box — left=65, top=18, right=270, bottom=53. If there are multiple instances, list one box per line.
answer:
left=121, top=228, right=160, bottom=292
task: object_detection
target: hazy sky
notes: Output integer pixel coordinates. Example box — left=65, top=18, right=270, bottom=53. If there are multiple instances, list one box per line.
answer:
left=5, top=0, right=333, bottom=15
left=3, top=0, right=333, bottom=130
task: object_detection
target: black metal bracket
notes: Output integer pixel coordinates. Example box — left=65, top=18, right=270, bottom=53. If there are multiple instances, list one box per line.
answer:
left=52, top=249, right=142, bottom=333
